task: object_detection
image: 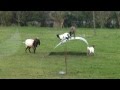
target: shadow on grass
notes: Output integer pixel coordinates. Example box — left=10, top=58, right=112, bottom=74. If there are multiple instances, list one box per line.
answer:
left=49, top=51, right=87, bottom=56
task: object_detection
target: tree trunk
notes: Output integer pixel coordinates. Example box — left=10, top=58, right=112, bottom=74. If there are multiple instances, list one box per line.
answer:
left=53, top=19, right=64, bottom=28
left=93, top=11, right=96, bottom=35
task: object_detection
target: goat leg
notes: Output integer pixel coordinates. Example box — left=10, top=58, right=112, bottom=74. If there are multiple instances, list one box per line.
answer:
left=25, top=47, right=29, bottom=53
left=33, top=47, right=36, bottom=54
left=28, top=47, right=31, bottom=53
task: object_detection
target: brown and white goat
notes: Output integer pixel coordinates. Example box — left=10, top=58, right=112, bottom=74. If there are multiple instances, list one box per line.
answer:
left=24, top=38, right=40, bottom=53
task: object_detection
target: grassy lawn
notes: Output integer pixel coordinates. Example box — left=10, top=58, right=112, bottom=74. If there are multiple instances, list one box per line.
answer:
left=0, top=26, right=120, bottom=79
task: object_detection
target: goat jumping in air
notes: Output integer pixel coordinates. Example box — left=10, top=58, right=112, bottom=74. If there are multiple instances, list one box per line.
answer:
left=24, top=38, right=40, bottom=53
left=56, top=32, right=70, bottom=42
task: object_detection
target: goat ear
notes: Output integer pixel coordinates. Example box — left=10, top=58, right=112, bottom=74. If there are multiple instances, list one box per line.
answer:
left=92, top=45, right=95, bottom=47
left=56, top=34, right=59, bottom=38
left=38, top=40, right=40, bottom=45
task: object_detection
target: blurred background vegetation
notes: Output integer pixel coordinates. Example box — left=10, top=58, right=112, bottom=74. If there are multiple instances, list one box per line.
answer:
left=0, top=11, right=120, bottom=28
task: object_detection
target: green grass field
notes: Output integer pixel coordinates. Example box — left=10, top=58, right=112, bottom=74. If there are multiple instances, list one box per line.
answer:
left=0, top=26, right=120, bottom=79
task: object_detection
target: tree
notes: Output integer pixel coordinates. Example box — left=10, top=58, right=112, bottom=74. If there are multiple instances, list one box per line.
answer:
left=49, top=11, right=66, bottom=28
left=115, top=11, right=120, bottom=28
left=95, top=11, right=111, bottom=28
left=0, top=11, right=13, bottom=26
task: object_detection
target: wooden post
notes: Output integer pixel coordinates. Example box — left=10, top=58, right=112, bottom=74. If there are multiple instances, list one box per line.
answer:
left=64, top=44, right=68, bottom=74
left=93, top=11, right=96, bottom=35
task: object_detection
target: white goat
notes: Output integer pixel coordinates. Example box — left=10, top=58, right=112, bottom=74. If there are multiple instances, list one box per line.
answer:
left=87, top=45, right=95, bottom=56
left=24, top=38, right=40, bottom=53
left=56, top=32, right=70, bottom=41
